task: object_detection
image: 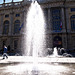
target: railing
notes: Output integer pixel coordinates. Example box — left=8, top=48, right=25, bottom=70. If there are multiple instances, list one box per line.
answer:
left=0, top=1, right=22, bottom=8
left=0, top=0, right=74, bottom=8
left=37, top=0, right=74, bottom=1
left=5, top=3, right=12, bottom=7
left=27, top=0, right=74, bottom=3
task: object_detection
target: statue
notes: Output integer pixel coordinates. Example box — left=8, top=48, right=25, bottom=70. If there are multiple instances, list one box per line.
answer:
left=12, top=0, right=13, bottom=2
left=4, top=0, right=5, bottom=3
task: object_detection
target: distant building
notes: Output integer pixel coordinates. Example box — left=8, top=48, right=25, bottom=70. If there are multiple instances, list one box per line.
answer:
left=0, top=0, right=75, bottom=54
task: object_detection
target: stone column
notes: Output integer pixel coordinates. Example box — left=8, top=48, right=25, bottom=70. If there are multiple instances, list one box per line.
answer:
left=47, top=8, right=53, bottom=48
left=61, top=7, right=66, bottom=32
left=0, top=14, right=4, bottom=35
left=9, top=12, right=14, bottom=35
left=61, top=7, right=68, bottom=49
left=20, top=10, right=24, bottom=34
left=23, top=9, right=27, bottom=33
left=8, top=12, right=14, bottom=50
left=62, top=34, right=67, bottom=49
left=0, top=14, right=3, bottom=49
left=20, top=9, right=27, bottom=54
left=66, top=7, right=70, bottom=49
left=48, top=8, right=52, bottom=32
left=66, top=7, right=69, bottom=32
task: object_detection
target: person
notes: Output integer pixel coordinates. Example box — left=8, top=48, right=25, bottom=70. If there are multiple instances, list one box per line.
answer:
left=2, top=45, right=8, bottom=59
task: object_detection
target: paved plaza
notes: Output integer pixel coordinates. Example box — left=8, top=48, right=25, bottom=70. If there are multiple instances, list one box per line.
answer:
left=0, top=56, right=75, bottom=75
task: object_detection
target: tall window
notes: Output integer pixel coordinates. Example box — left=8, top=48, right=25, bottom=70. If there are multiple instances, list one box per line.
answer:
left=51, top=8, right=61, bottom=31
left=71, top=15, right=75, bottom=31
left=3, top=20, right=9, bottom=34
left=14, top=20, right=20, bottom=34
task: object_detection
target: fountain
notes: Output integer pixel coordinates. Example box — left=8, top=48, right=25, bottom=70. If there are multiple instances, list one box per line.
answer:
left=47, top=47, right=63, bottom=58
left=0, top=0, right=74, bottom=75
left=52, top=47, right=58, bottom=57
left=25, top=0, right=46, bottom=57
left=25, top=0, right=46, bottom=74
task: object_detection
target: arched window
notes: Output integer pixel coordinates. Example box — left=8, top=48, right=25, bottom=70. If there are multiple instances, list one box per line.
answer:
left=14, top=20, right=20, bottom=34
left=3, top=20, right=9, bottom=34
left=71, top=15, right=75, bottom=31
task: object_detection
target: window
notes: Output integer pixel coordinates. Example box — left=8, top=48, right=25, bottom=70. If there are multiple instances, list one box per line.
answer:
left=3, top=20, right=9, bottom=34
left=71, top=15, right=75, bottom=31
left=15, top=14, right=20, bottom=17
left=51, top=8, right=62, bottom=31
left=71, top=8, right=75, bottom=12
left=5, top=14, right=9, bottom=18
left=14, top=20, right=20, bottom=34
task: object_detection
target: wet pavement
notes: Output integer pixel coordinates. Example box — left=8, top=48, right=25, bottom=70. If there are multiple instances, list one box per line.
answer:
left=0, top=56, right=75, bottom=75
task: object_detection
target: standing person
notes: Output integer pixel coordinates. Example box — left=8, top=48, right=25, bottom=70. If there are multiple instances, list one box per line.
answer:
left=2, top=45, right=8, bottom=59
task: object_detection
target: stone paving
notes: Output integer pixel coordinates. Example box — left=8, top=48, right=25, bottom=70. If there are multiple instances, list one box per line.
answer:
left=0, top=56, right=75, bottom=75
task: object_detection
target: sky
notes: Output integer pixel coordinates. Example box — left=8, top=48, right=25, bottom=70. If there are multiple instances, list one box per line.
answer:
left=0, top=0, right=23, bottom=4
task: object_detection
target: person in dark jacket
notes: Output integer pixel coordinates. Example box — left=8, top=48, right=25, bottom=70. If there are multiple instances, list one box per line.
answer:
left=2, top=45, right=8, bottom=59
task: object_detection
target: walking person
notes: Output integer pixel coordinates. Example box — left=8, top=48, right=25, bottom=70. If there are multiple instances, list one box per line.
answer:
left=2, top=45, right=8, bottom=59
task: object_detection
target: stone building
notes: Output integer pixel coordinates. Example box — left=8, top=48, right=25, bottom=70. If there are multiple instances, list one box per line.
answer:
left=0, top=0, right=75, bottom=55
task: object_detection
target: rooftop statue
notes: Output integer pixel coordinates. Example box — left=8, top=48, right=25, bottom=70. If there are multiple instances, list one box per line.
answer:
left=4, top=0, right=5, bottom=3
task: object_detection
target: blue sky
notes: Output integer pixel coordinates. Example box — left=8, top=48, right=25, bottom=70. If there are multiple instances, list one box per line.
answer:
left=0, top=0, right=23, bottom=4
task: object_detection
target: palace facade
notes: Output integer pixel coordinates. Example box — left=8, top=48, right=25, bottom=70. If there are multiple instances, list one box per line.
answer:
left=0, top=0, right=75, bottom=55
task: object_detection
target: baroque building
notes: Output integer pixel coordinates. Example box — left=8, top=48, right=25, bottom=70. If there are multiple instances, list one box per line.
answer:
left=0, top=0, right=75, bottom=55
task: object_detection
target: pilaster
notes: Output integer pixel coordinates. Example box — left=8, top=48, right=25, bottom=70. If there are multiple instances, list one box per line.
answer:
left=61, top=7, right=66, bottom=32
left=48, top=8, right=52, bottom=33
left=9, top=12, right=14, bottom=35
left=0, top=14, right=4, bottom=35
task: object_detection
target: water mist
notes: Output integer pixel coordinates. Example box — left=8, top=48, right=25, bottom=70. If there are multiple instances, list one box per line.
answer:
left=25, top=1, right=46, bottom=57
